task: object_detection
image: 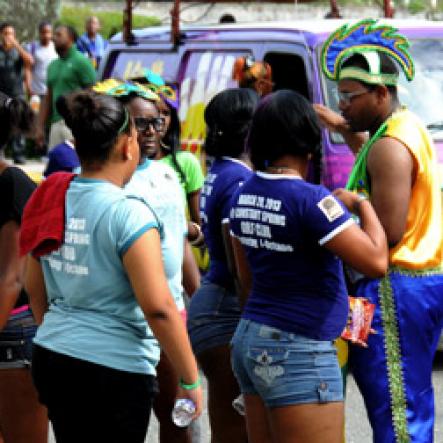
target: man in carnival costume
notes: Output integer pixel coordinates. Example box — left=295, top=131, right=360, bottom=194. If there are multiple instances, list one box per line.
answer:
left=318, top=19, right=443, bottom=443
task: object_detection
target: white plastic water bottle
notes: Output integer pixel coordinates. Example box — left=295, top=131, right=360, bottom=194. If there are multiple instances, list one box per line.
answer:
left=171, top=398, right=196, bottom=427
left=232, top=394, right=245, bottom=416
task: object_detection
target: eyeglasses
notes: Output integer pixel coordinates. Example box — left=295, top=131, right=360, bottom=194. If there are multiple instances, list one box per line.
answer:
left=337, top=89, right=370, bottom=105
left=134, top=117, right=165, bottom=132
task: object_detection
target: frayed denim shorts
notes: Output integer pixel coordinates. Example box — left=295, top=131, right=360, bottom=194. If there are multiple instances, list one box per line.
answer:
left=187, top=280, right=241, bottom=356
left=0, top=307, right=37, bottom=369
left=231, top=319, right=343, bottom=408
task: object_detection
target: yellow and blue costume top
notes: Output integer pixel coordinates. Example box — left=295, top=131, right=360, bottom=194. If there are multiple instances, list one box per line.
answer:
left=346, top=107, right=443, bottom=270
left=385, top=110, right=443, bottom=269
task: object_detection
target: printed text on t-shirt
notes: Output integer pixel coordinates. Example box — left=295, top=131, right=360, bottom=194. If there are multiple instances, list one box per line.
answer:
left=46, top=217, right=90, bottom=276
left=231, top=194, right=293, bottom=252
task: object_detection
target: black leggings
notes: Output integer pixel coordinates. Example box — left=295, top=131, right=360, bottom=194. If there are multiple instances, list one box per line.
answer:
left=32, top=344, right=157, bottom=443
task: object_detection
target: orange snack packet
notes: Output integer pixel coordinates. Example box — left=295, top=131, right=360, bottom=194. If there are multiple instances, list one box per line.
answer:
left=341, top=297, right=375, bottom=344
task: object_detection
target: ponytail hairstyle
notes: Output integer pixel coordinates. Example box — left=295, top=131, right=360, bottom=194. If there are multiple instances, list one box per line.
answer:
left=248, top=90, right=322, bottom=183
left=160, top=103, right=187, bottom=184
left=0, top=92, right=34, bottom=149
left=204, top=88, right=259, bottom=159
left=232, top=56, right=272, bottom=88
left=56, top=90, right=131, bottom=167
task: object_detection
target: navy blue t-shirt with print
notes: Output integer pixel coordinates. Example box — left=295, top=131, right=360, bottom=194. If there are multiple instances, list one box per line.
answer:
left=200, top=157, right=253, bottom=289
left=229, top=171, right=352, bottom=340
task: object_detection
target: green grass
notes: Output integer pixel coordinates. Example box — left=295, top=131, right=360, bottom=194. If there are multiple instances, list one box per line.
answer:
left=59, top=6, right=161, bottom=39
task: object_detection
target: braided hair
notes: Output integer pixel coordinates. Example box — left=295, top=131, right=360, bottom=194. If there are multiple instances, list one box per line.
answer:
left=204, top=88, right=259, bottom=159
left=0, top=92, right=34, bottom=149
left=159, top=103, right=187, bottom=184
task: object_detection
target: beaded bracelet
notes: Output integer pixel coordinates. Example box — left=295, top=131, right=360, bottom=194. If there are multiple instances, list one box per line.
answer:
left=179, top=376, right=201, bottom=390
left=189, top=222, right=205, bottom=247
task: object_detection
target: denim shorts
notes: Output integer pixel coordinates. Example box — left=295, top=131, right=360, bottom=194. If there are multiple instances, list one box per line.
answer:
left=0, top=307, right=37, bottom=369
left=187, top=280, right=241, bottom=355
left=231, top=319, right=343, bottom=408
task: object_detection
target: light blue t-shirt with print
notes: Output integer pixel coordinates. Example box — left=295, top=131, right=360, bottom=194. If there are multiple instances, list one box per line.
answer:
left=35, top=177, right=161, bottom=375
left=125, top=159, right=187, bottom=312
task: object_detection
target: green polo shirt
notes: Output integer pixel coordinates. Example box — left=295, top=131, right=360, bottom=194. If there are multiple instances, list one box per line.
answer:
left=47, top=46, right=96, bottom=123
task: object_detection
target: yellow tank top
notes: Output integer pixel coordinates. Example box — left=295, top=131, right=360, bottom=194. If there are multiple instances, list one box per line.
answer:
left=384, top=109, right=443, bottom=269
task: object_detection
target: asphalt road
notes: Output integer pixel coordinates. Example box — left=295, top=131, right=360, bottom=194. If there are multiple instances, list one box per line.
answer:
left=44, top=354, right=443, bottom=442
left=345, top=354, right=443, bottom=442
left=144, top=355, right=443, bottom=442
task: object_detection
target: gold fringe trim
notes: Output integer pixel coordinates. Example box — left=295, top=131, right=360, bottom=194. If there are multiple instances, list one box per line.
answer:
left=379, top=272, right=410, bottom=443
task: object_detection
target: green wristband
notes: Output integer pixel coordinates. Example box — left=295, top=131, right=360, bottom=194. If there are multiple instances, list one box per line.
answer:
left=179, top=376, right=201, bottom=390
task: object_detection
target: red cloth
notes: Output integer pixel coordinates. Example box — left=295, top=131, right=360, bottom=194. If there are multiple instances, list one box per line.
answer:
left=20, top=172, right=75, bottom=257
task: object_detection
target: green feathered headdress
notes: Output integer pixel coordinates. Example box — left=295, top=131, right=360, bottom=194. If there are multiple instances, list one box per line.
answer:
left=321, top=19, right=415, bottom=85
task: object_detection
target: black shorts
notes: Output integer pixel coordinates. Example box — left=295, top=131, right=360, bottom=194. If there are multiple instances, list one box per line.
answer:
left=32, top=345, right=158, bottom=443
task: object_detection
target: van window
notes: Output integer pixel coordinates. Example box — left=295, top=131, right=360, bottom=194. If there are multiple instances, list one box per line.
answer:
left=179, top=50, right=252, bottom=155
left=106, top=51, right=179, bottom=82
left=264, top=52, right=309, bottom=99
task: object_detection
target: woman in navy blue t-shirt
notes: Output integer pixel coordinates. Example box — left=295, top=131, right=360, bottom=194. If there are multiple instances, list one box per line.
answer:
left=229, top=90, right=388, bottom=443
left=187, top=88, right=259, bottom=443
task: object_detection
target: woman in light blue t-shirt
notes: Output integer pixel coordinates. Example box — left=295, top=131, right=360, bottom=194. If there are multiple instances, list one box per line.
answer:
left=25, top=90, right=202, bottom=443
left=115, top=85, right=198, bottom=443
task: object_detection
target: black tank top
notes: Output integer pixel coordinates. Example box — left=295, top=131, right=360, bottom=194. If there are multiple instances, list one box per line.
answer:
left=0, top=166, right=36, bottom=308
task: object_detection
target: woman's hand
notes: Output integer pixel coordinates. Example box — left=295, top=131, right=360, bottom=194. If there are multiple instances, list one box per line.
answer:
left=176, top=385, right=204, bottom=420
left=187, top=221, right=204, bottom=247
left=325, top=189, right=388, bottom=278
left=333, top=188, right=364, bottom=214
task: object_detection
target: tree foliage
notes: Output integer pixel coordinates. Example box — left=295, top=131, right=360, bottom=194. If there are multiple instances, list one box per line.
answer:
left=0, top=0, right=62, bottom=42
left=59, top=6, right=161, bottom=40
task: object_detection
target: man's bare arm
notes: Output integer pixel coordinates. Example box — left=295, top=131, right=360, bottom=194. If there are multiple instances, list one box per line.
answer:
left=35, top=89, right=52, bottom=147
left=366, top=137, right=414, bottom=247
left=12, top=37, right=34, bottom=68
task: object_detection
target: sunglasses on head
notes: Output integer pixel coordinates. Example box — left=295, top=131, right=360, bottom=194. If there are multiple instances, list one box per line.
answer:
left=134, top=117, right=165, bottom=132
left=145, top=84, right=177, bottom=101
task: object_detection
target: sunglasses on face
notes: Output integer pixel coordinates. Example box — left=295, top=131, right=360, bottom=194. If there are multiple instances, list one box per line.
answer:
left=134, top=117, right=165, bottom=132
left=337, top=89, right=370, bottom=105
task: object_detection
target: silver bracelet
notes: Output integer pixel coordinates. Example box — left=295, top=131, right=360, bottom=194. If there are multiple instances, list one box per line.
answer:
left=353, top=195, right=368, bottom=213
left=189, top=222, right=204, bottom=246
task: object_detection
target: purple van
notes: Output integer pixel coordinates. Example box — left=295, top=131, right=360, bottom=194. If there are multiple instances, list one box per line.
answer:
left=100, top=19, right=443, bottom=190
